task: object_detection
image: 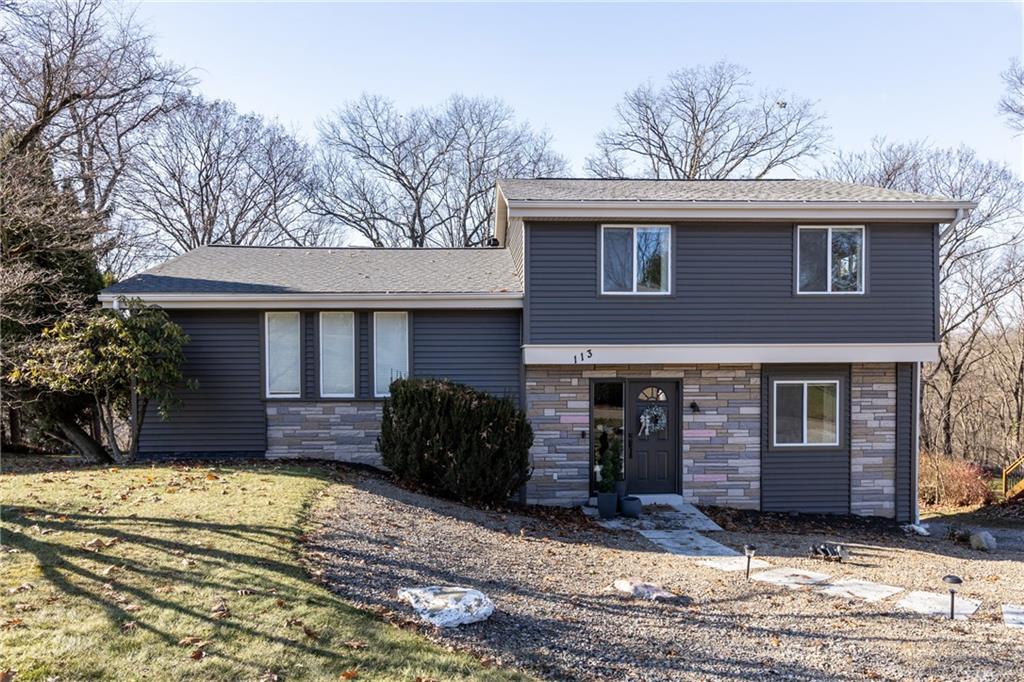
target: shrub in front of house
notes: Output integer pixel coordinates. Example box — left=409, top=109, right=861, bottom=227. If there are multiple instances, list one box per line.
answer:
left=918, top=451, right=995, bottom=507
left=378, top=378, right=533, bottom=505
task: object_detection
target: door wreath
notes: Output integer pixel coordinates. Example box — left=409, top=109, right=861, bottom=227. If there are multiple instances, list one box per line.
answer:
left=638, top=405, right=667, bottom=438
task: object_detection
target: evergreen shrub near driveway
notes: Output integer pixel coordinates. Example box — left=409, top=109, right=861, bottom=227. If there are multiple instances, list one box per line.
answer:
left=378, top=378, right=533, bottom=505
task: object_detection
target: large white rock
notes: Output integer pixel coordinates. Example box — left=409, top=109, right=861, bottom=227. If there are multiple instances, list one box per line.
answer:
left=612, top=577, right=678, bottom=601
left=397, top=586, right=494, bottom=628
left=969, top=530, right=997, bottom=552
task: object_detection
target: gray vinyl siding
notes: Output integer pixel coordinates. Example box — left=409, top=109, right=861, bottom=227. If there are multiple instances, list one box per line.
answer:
left=760, top=365, right=851, bottom=515
left=412, top=310, right=522, bottom=399
left=139, top=310, right=267, bottom=455
left=895, top=362, right=916, bottom=523
left=525, top=222, right=937, bottom=344
left=358, top=312, right=371, bottom=398
left=303, top=312, right=318, bottom=398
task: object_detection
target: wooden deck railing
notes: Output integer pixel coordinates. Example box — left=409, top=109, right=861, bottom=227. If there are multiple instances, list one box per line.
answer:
left=1002, top=454, right=1024, bottom=501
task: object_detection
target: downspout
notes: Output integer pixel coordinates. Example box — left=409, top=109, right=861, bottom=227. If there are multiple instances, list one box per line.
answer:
left=939, top=207, right=968, bottom=239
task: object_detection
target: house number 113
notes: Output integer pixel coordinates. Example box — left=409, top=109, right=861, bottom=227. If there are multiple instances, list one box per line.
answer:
left=572, top=349, right=594, bottom=364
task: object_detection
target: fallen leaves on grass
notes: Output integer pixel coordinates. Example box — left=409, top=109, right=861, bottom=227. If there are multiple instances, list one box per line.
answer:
left=237, top=588, right=255, bottom=596
left=0, top=669, right=15, bottom=682
left=1, top=619, right=25, bottom=631
left=340, top=671, right=358, bottom=680
left=7, top=583, right=33, bottom=595
left=121, top=621, right=138, bottom=632
left=343, top=640, right=368, bottom=650
left=210, top=599, right=230, bottom=620
left=82, top=536, right=120, bottom=552
left=302, top=625, right=319, bottom=640
left=177, top=636, right=207, bottom=647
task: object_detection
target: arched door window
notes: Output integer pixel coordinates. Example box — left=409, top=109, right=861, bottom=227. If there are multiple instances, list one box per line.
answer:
left=637, top=386, right=668, bottom=402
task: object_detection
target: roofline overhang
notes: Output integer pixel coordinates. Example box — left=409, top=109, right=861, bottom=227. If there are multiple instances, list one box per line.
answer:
left=503, top=199, right=977, bottom=223
left=98, top=292, right=524, bottom=310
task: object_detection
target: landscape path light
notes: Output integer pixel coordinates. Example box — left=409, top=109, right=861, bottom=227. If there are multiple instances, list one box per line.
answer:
left=744, top=545, right=757, bottom=581
left=942, top=575, right=963, bottom=620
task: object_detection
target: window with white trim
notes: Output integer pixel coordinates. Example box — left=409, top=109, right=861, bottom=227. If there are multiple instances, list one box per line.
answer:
left=601, top=225, right=671, bottom=294
left=773, top=380, right=840, bottom=447
left=265, top=312, right=301, bottom=398
left=797, top=226, right=864, bottom=294
left=374, top=312, right=408, bottom=397
left=319, top=312, right=355, bottom=397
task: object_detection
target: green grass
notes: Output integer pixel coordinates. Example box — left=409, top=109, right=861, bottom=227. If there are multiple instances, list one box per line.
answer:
left=0, top=461, right=527, bottom=681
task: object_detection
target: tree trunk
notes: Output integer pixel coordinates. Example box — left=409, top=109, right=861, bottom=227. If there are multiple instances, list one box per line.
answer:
left=56, top=418, right=115, bottom=463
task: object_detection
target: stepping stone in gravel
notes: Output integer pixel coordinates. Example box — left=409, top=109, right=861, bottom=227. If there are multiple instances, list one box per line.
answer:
left=638, top=530, right=739, bottom=557
left=813, top=578, right=903, bottom=602
left=699, top=555, right=771, bottom=572
left=750, top=567, right=830, bottom=589
left=612, top=577, right=678, bottom=601
left=896, top=591, right=981, bottom=620
left=1002, top=604, right=1024, bottom=629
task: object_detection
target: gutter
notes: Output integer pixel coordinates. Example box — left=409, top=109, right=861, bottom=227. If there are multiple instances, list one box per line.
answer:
left=505, top=199, right=978, bottom=223
left=97, top=291, right=525, bottom=310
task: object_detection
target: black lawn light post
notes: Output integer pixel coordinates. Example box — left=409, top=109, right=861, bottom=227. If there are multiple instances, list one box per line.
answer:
left=943, top=575, right=962, bottom=620
left=744, top=545, right=757, bottom=581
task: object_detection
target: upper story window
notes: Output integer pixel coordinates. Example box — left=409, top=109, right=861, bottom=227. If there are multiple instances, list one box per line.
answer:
left=797, top=226, right=865, bottom=294
left=601, top=225, right=671, bottom=295
left=320, top=312, right=355, bottom=397
left=265, top=312, right=301, bottom=398
left=374, top=312, right=408, bottom=397
left=773, top=379, right=839, bottom=447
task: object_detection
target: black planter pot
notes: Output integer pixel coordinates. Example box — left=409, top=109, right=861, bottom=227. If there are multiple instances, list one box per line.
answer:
left=620, top=495, right=643, bottom=518
left=597, top=491, right=618, bottom=519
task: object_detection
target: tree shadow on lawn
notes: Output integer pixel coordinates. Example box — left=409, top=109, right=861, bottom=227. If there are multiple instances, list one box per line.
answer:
left=1, top=499, right=493, bottom=680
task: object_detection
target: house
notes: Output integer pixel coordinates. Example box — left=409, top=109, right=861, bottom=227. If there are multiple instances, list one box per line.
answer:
left=99, top=178, right=976, bottom=523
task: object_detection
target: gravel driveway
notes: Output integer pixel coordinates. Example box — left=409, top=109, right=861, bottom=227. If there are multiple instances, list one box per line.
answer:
left=308, top=470, right=1024, bottom=681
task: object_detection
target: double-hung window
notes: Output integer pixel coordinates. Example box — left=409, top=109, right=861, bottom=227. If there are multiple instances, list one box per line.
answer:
left=773, top=380, right=840, bottom=447
left=320, top=312, right=355, bottom=397
left=265, top=312, right=301, bottom=398
left=797, top=226, right=865, bottom=294
left=374, top=312, right=408, bottom=397
left=601, top=225, right=671, bottom=294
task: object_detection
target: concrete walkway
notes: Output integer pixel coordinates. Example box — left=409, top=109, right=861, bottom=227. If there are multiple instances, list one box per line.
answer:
left=585, top=496, right=735, bottom=556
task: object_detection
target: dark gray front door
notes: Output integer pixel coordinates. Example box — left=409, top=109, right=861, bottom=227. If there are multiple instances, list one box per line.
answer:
left=626, top=381, right=679, bottom=494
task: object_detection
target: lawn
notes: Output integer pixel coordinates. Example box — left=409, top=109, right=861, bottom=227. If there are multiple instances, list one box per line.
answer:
left=0, top=460, right=528, bottom=681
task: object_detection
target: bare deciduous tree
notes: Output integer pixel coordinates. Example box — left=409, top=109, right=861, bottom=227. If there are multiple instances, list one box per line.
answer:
left=586, top=61, right=829, bottom=179
left=122, top=96, right=328, bottom=256
left=308, top=94, right=567, bottom=247
left=1, top=0, right=193, bottom=278
left=1000, top=58, right=1024, bottom=133
left=821, top=139, right=1024, bottom=462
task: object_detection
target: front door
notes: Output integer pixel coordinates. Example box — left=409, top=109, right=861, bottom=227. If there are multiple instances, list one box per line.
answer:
left=626, top=381, right=679, bottom=494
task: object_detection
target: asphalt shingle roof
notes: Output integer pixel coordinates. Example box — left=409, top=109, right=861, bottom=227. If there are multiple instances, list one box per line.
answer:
left=497, top=178, right=962, bottom=204
left=104, top=246, right=521, bottom=296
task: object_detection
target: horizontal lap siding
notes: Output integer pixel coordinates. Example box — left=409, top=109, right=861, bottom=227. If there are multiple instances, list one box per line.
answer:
left=760, top=365, right=851, bottom=515
left=140, top=310, right=266, bottom=454
left=526, top=222, right=937, bottom=344
left=413, top=311, right=522, bottom=399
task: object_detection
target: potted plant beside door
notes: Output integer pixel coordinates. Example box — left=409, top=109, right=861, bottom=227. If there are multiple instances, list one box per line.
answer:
left=595, top=434, right=622, bottom=519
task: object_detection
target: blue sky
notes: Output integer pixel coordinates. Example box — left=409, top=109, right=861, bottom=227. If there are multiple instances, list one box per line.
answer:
left=136, top=1, right=1023, bottom=175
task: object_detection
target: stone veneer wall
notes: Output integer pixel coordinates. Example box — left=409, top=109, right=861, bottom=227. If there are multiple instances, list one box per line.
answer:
left=524, top=364, right=760, bottom=507
left=266, top=402, right=383, bottom=465
left=850, top=363, right=897, bottom=518
left=681, top=366, right=760, bottom=509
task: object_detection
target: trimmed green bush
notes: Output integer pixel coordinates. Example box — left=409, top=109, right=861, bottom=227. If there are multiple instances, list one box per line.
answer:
left=377, top=378, right=533, bottom=505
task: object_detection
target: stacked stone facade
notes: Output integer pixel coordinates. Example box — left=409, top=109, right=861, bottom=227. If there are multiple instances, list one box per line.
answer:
left=524, top=364, right=761, bottom=507
left=850, top=363, right=897, bottom=517
left=266, top=402, right=383, bottom=465
left=681, top=366, right=760, bottom=509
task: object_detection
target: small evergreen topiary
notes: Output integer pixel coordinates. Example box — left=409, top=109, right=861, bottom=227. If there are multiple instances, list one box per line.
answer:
left=377, top=378, right=533, bottom=505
